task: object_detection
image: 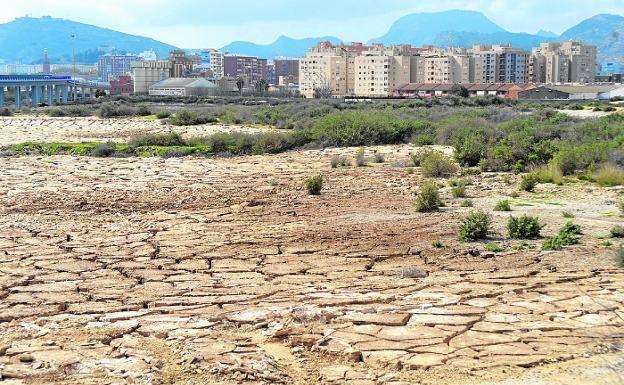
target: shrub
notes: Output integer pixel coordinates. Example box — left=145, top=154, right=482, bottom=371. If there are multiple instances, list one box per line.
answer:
left=412, top=134, right=434, bottom=146
left=415, top=181, right=442, bottom=213
left=610, top=225, right=624, bottom=238
left=543, top=222, right=582, bottom=250
left=494, top=200, right=512, bottom=212
left=129, top=132, right=186, bottom=147
left=617, top=246, right=624, bottom=268
left=0, top=107, right=12, bottom=116
left=91, top=142, right=116, bottom=157
left=96, top=103, right=136, bottom=118
left=374, top=152, right=385, bottom=163
left=529, top=164, right=563, bottom=185
left=155, top=111, right=171, bottom=119
left=163, top=148, right=193, bottom=158
left=520, top=174, right=538, bottom=192
left=508, top=215, right=543, bottom=239
left=331, top=155, right=351, bottom=168
left=305, top=175, right=323, bottom=195
left=459, top=211, right=491, bottom=242
left=562, top=211, right=575, bottom=219
left=461, top=199, right=473, bottom=207
left=592, top=164, right=624, bottom=187
left=420, top=151, right=459, bottom=178
left=432, top=240, right=445, bottom=248
left=169, top=110, right=218, bottom=126
left=355, top=148, right=367, bottom=167
left=485, top=243, right=504, bottom=253
left=452, top=184, right=467, bottom=198
left=136, top=105, right=152, bottom=116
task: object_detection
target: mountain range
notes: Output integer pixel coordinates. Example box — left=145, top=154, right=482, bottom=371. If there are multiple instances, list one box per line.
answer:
left=0, top=11, right=622, bottom=65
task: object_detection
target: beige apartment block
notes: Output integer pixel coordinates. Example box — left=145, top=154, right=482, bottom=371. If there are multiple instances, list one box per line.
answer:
left=354, top=45, right=412, bottom=97
left=299, top=42, right=353, bottom=98
left=531, top=42, right=596, bottom=83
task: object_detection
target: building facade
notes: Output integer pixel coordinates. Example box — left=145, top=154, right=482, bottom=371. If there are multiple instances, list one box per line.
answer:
left=110, top=75, right=134, bottom=96
left=98, top=54, right=140, bottom=81
left=131, top=60, right=172, bottom=94
left=273, top=58, right=300, bottom=85
left=531, top=42, right=597, bottom=83
left=223, top=55, right=268, bottom=84
left=199, top=49, right=224, bottom=79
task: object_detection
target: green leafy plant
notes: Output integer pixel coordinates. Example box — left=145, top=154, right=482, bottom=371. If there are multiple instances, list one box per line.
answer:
left=415, top=181, right=442, bottom=213
left=432, top=240, right=445, bottom=248
left=562, top=211, right=575, bottom=219
left=494, top=200, right=512, bottom=212
left=520, top=174, right=538, bottom=192
left=305, top=175, right=323, bottom=195
left=542, top=222, right=582, bottom=250
left=452, top=184, right=467, bottom=198
left=485, top=243, right=504, bottom=253
left=610, top=225, right=624, bottom=238
left=420, top=151, right=459, bottom=178
left=508, top=215, right=543, bottom=239
left=459, top=211, right=491, bottom=242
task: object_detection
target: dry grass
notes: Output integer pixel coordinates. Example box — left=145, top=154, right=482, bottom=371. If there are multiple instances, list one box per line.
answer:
left=592, top=164, right=624, bottom=187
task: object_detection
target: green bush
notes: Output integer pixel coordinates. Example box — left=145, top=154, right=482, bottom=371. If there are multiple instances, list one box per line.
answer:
left=461, top=199, right=473, bottom=207
left=562, top=211, right=575, bottom=219
left=459, top=211, right=491, bottom=242
left=355, top=148, right=367, bottom=167
left=520, top=174, right=538, bottom=192
left=305, top=175, right=323, bottom=195
left=415, top=181, right=442, bottom=213
left=508, top=215, right=543, bottom=239
left=529, top=164, right=563, bottom=185
left=420, top=151, right=459, bottom=178
left=485, top=243, right=504, bottom=253
left=129, top=132, right=186, bottom=147
left=169, top=111, right=218, bottom=126
left=494, top=200, right=512, bottom=212
left=91, top=142, right=117, bottom=157
left=610, top=225, right=624, bottom=238
left=155, top=111, right=172, bottom=119
left=543, top=222, right=582, bottom=250
left=452, top=184, right=467, bottom=198
left=617, top=246, right=624, bottom=267
left=432, top=240, right=445, bottom=248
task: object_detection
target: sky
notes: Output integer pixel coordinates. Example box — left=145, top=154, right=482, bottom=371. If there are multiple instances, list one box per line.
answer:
left=1, top=0, right=623, bottom=48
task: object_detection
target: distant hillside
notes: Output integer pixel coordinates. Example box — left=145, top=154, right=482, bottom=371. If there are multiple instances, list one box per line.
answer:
left=370, top=10, right=505, bottom=46
left=0, top=16, right=177, bottom=64
left=433, top=31, right=556, bottom=51
left=221, top=35, right=341, bottom=58
left=560, top=14, right=624, bottom=62
left=536, top=30, right=559, bottom=38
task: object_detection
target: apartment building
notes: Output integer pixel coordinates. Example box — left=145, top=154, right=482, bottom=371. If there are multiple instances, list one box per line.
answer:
left=354, top=45, right=412, bottom=97
left=299, top=41, right=352, bottom=98
left=531, top=42, right=596, bottom=83
left=199, top=49, right=224, bottom=79
left=97, top=54, right=141, bottom=81
left=273, top=58, right=300, bottom=85
left=224, top=55, right=268, bottom=85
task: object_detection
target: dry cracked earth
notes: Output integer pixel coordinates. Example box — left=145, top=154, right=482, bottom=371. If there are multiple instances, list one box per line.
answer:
left=0, top=117, right=623, bottom=385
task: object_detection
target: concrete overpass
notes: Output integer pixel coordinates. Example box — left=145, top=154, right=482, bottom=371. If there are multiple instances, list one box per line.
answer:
left=0, top=75, right=111, bottom=108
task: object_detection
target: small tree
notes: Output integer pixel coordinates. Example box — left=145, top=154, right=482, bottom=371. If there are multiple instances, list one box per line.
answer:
left=236, top=77, right=245, bottom=95
left=450, top=83, right=469, bottom=98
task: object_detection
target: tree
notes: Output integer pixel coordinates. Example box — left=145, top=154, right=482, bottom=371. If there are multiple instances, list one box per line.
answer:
left=255, top=79, right=269, bottom=96
left=313, top=85, right=332, bottom=99
left=236, top=77, right=245, bottom=95
left=95, top=89, right=106, bottom=98
left=450, top=83, right=470, bottom=98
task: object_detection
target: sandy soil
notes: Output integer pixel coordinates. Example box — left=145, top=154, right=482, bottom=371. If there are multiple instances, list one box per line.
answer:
left=0, top=118, right=623, bottom=385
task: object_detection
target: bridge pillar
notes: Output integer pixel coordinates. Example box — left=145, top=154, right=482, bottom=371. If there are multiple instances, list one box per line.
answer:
left=14, top=86, right=20, bottom=109
left=47, top=85, right=53, bottom=105
left=73, top=86, right=78, bottom=102
left=0, top=87, right=4, bottom=107
left=53, top=85, right=60, bottom=105
left=62, top=85, right=69, bottom=104
left=31, top=85, right=38, bottom=107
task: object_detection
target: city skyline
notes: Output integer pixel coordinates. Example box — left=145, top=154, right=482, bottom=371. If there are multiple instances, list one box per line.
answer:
left=0, top=0, right=622, bottom=48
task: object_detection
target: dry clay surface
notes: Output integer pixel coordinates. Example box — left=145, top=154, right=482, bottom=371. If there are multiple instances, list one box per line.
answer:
left=0, top=116, right=277, bottom=145
left=0, top=118, right=623, bottom=385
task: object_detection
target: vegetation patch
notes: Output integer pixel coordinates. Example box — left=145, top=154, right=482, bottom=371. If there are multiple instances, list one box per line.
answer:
left=415, top=181, right=442, bottom=213
left=508, top=215, right=543, bottom=239
left=459, top=211, right=491, bottom=242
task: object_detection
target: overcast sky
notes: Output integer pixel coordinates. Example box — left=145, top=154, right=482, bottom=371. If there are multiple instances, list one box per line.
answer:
left=1, top=0, right=622, bottom=48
